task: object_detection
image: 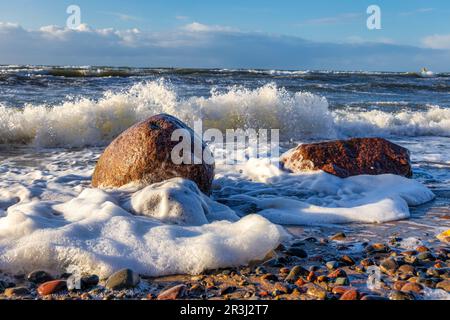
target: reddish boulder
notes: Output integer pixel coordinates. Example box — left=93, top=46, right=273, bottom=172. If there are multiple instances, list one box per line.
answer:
left=281, top=138, right=412, bottom=178
left=92, top=114, right=214, bottom=194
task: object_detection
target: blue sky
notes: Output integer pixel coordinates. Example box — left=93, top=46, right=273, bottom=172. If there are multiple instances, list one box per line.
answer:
left=1, top=0, right=450, bottom=70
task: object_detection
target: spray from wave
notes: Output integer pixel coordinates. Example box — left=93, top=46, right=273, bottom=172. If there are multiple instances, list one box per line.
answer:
left=0, top=80, right=449, bottom=148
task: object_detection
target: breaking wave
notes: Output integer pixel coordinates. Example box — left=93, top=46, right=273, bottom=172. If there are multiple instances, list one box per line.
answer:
left=0, top=80, right=449, bottom=147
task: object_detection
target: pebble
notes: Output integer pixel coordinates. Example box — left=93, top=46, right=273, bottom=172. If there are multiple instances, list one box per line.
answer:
left=331, top=286, right=352, bottom=295
left=360, top=258, right=374, bottom=267
left=393, top=280, right=408, bottom=291
left=417, top=252, right=434, bottom=262
left=365, top=243, right=390, bottom=254
left=340, top=255, right=355, bottom=266
left=27, top=270, right=53, bottom=284
left=106, top=269, right=140, bottom=290
left=326, top=261, right=340, bottom=270
left=400, top=282, right=423, bottom=294
left=37, top=280, right=67, bottom=296
left=286, top=247, right=308, bottom=258
left=285, top=265, right=308, bottom=283
left=334, top=277, right=349, bottom=286
left=380, top=257, right=398, bottom=274
left=388, top=290, right=414, bottom=300
left=157, top=284, right=186, bottom=300
left=436, top=280, right=450, bottom=292
left=305, top=283, right=327, bottom=300
left=339, top=289, right=359, bottom=300
left=397, top=264, right=415, bottom=275
left=416, top=246, right=430, bottom=253
left=255, top=266, right=267, bottom=275
left=4, top=286, right=30, bottom=297
left=328, top=268, right=347, bottom=278
left=330, top=232, right=346, bottom=241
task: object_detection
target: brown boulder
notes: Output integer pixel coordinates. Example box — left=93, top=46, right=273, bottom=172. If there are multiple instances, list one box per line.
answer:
left=92, top=114, right=214, bottom=194
left=281, top=137, right=412, bottom=178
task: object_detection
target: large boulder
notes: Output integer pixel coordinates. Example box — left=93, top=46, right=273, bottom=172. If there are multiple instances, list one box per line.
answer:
left=92, top=114, right=214, bottom=194
left=281, top=137, right=412, bottom=178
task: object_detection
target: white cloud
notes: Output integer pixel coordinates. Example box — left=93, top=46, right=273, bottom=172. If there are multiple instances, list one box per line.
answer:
left=400, top=8, right=434, bottom=16
left=182, top=22, right=237, bottom=33
left=422, top=34, right=450, bottom=49
left=0, top=21, right=449, bottom=71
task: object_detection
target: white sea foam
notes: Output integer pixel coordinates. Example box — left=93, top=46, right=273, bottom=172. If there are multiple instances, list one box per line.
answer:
left=1, top=80, right=449, bottom=148
left=0, top=174, right=286, bottom=277
left=214, top=157, right=435, bottom=225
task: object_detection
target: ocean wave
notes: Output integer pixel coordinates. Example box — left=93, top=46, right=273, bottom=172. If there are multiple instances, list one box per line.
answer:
left=0, top=80, right=449, bottom=147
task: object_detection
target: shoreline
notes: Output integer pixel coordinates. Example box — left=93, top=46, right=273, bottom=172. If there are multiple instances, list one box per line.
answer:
left=1, top=205, right=449, bottom=300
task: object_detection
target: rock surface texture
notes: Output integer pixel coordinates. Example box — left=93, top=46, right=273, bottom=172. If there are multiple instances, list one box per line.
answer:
left=92, top=114, right=214, bottom=194
left=281, top=137, right=412, bottom=178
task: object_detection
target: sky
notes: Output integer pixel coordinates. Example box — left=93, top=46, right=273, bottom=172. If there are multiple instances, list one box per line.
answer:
left=0, top=0, right=450, bottom=71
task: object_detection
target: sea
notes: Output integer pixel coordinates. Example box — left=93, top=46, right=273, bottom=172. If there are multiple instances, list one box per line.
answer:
left=0, top=65, right=449, bottom=280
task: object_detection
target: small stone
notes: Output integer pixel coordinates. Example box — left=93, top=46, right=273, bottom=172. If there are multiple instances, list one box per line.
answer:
left=340, top=289, right=359, bottom=300
left=393, top=280, right=408, bottom=291
left=330, top=232, right=346, bottom=241
left=388, top=290, right=414, bottom=300
left=332, top=286, right=352, bottom=295
left=328, top=268, right=347, bottom=278
left=4, top=286, right=30, bottom=297
left=284, top=265, right=308, bottom=283
left=365, top=243, right=390, bottom=254
left=279, top=267, right=290, bottom=275
left=305, top=283, right=327, bottom=300
left=295, top=278, right=306, bottom=287
left=37, top=280, right=67, bottom=296
left=361, top=258, right=374, bottom=267
left=306, top=271, right=316, bottom=282
left=340, top=255, right=355, bottom=266
left=81, top=274, right=99, bottom=288
left=416, top=246, right=430, bottom=252
left=255, top=266, right=267, bottom=275
left=400, top=282, right=423, bottom=294
left=106, top=269, right=140, bottom=290
left=157, top=284, right=186, bottom=300
left=27, top=270, right=53, bottom=284
left=380, top=258, right=398, bottom=274
left=220, top=285, right=236, bottom=295
left=436, top=280, right=450, bottom=292
left=286, top=247, right=308, bottom=258
left=326, top=261, right=340, bottom=270
left=334, top=277, right=349, bottom=286
left=417, top=252, right=434, bottom=261
left=398, top=264, right=415, bottom=275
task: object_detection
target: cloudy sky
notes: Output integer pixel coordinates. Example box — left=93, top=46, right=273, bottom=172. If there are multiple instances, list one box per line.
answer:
left=1, top=0, right=450, bottom=71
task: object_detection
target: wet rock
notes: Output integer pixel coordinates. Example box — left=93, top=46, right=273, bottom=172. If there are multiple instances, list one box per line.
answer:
left=305, top=283, right=327, bottom=300
left=157, top=284, right=186, bottom=300
left=388, top=290, right=414, bottom=300
left=400, top=282, right=423, bottom=294
left=334, top=277, right=349, bottom=286
left=398, top=264, right=415, bottom=276
left=285, top=265, right=309, bottom=283
left=81, top=274, right=99, bottom=288
left=332, top=286, right=352, bottom=295
left=285, top=247, right=308, bottom=258
left=37, top=280, right=67, bottom=296
left=339, top=289, right=359, bottom=300
left=417, top=252, right=434, bottom=262
left=361, top=258, right=375, bottom=267
left=326, top=261, right=340, bottom=270
left=330, top=232, right=346, bottom=241
left=340, top=255, right=355, bottom=266
left=4, top=286, right=30, bottom=297
left=436, top=280, right=450, bottom=292
left=365, top=243, right=390, bottom=254
left=281, top=138, right=412, bottom=178
left=416, top=246, right=430, bottom=253
left=255, top=266, right=267, bottom=275
left=380, top=257, right=398, bottom=274
left=106, top=269, right=140, bottom=290
left=393, top=280, right=408, bottom=291
left=27, top=270, right=53, bottom=284
left=92, top=114, right=215, bottom=195
left=328, top=268, right=347, bottom=278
